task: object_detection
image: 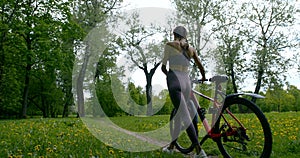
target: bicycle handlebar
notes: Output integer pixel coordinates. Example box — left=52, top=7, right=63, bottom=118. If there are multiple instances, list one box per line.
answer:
left=191, top=79, right=208, bottom=84
left=192, top=75, right=228, bottom=84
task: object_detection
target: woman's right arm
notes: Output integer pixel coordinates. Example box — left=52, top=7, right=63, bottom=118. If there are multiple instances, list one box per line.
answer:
left=191, top=48, right=206, bottom=80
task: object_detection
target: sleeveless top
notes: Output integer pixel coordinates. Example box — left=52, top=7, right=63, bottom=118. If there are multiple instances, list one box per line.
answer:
left=162, top=41, right=193, bottom=73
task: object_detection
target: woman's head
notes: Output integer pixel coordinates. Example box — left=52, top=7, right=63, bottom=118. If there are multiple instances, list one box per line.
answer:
left=173, top=26, right=187, bottom=39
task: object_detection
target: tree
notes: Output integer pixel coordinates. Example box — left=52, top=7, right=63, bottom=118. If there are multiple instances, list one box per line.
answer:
left=0, top=0, right=24, bottom=117
left=71, top=0, right=122, bottom=117
left=212, top=0, right=247, bottom=94
left=239, top=0, right=299, bottom=102
left=59, top=21, right=83, bottom=117
left=287, top=85, right=300, bottom=112
left=118, top=12, right=162, bottom=116
left=94, top=43, right=126, bottom=117
left=127, top=82, right=147, bottom=115
left=3, top=0, right=74, bottom=118
left=155, top=90, right=173, bottom=115
left=265, top=85, right=296, bottom=112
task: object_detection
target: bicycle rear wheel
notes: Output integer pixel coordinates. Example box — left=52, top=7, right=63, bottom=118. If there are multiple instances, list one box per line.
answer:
left=214, top=97, right=272, bottom=158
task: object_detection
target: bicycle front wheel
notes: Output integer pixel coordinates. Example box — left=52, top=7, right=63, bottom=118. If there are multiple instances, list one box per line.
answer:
left=214, top=97, right=272, bottom=158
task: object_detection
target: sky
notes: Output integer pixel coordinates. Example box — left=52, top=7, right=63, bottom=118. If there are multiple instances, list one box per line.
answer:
left=121, top=0, right=174, bottom=9
left=119, top=0, right=300, bottom=92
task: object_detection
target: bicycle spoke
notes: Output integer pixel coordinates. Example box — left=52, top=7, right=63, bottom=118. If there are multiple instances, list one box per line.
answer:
left=215, top=97, right=272, bottom=158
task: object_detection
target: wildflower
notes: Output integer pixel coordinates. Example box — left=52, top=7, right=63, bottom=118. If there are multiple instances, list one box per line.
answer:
left=35, top=145, right=41, bottom=151
left=289, top=135, right=297, bottom=140
left=108, top=148, right=114, bottom=154
left=53, top=145, right=57, bottom=151
left=27, top=153, right=33, bottom=156
left=46, top=147, right=53, bottom=153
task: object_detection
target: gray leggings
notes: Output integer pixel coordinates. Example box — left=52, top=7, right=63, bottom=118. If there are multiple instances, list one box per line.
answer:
left=167, top=70, right=199, bottom=146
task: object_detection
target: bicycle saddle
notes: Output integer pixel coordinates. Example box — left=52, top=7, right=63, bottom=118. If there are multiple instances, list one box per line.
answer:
left=210, top=75, right=228, bottom=83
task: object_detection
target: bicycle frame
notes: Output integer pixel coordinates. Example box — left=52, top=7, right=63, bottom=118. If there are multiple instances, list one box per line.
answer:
left=189, top=79, right=265, bottom=143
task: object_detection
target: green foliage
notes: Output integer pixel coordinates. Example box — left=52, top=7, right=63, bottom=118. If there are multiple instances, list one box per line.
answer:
left=155, top=90, right=173, bottom=115
left=257, top=85, right=300, bottom=112
left=0, top=0, right=299, bottom=118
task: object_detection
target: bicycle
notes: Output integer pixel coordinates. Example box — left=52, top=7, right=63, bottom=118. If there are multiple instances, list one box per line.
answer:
left=169, top=75, right=272, bottom=158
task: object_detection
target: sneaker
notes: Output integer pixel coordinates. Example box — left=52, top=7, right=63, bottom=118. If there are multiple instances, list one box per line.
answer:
left=194, top=149, right=208, bottom=158
left=162, top=146, right=174, bottom=154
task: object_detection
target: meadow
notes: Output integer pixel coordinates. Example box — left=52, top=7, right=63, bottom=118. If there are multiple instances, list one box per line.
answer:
left=0, top=112, right=299, bottom=158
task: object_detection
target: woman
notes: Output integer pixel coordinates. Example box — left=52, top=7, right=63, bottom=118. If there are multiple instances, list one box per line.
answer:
left=161, top=26, right=207, bottom=158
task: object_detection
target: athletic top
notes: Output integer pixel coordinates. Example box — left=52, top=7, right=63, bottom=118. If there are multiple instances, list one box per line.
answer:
left=162, top=41, right=193, bottom=73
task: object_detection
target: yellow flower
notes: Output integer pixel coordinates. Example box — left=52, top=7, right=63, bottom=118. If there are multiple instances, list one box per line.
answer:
left=35, top=145, right=41, bottom=151
left=46, top=147, right=53, bottom=153
left=289, top=135, right=297, bottom=140
left=27, top=153, right=33, bottom=156
left=109, top=148, right=115, bottom=154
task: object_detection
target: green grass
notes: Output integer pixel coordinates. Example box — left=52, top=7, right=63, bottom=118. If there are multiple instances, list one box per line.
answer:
left=0, top=112, right=299, bottom=158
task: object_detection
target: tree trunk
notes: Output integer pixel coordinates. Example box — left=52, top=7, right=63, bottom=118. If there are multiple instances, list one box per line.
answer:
left=62, top=90, right=72, bottom=117
left=77, top=68, right=85, bottom=117
left=145, top=63, right=160, bottom=116
left=146, top=81, right=153, bottom=116
left=230, top=63, right=238, bottom=94
left=76, top=47, right=90, bottom=117
left=21, top=65, right=31, bottom=118
left=252, top=67, right=264, bottom=103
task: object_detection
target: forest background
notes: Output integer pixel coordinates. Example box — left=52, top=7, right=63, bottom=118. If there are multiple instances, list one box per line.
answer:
left=0, top=0, right=299, bottom=119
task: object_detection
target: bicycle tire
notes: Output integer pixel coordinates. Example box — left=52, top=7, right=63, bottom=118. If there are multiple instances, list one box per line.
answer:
left=214, top=97, right=272, bottom=158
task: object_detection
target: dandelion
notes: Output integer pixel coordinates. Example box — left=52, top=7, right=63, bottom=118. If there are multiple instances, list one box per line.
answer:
left=289, top=135, right=297, bottom=140
left=108, top=148, right=114, bottom=155
left=27, top=153, right=33, bottom=156
left=46, top=147, right=53, bottom=153
left=35, top=145, right=41, bottom=151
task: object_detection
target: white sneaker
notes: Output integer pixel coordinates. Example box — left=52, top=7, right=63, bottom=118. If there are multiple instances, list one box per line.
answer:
left=194, top=149, right=208, bottom=158
left=162, top=146, right=174, bottom=154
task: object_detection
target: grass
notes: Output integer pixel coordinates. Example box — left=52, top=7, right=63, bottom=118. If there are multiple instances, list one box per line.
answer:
left=0, top=112, right=299, bottom=158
